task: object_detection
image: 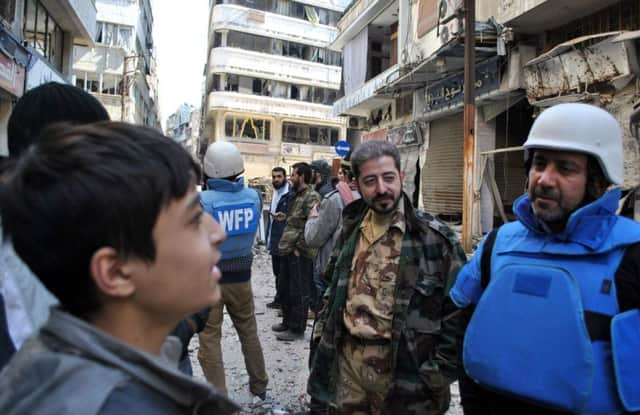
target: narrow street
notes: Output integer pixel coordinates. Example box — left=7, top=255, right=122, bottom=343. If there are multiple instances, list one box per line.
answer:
left=188, top=245, right=464, bottom=414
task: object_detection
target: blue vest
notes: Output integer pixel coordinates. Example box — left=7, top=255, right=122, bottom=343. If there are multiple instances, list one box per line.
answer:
left=459, top=189, right=640, bottom=414
left=200, top=178, right=261, bottom=260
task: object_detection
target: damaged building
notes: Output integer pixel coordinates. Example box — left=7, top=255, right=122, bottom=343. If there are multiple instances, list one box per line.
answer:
left=332, top=0, right=640, bottom=250
left=202, top=0, right=351, bottom=179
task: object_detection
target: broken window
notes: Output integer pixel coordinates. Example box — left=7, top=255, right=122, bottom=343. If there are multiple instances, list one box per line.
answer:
left=225, top=75, right=239, bottom=91
left=225, top=116, right=271, bottom=140
left=283, top=122, right=339, bottom=145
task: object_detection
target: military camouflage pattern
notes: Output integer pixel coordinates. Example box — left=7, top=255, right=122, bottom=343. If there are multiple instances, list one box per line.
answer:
left=336, top=340, right=393, bottom=414
left=278, top=186, right=321, bottom=258
left=343, top=204, right=405, bottom=340
left=308, top=193, right=467, bottom=415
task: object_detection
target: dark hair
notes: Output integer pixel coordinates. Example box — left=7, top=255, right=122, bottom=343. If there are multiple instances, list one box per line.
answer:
left=351, top=140, right=401, bottom=179
left=292, top=162, right=312, bottom=184
left=272, top=167, right=286, bottom=176
left=0, top=122, right=200, bottom=319
left=7, top=82, right=110, bottom=158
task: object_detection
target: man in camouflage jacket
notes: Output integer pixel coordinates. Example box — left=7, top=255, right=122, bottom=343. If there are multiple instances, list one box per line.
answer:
left=274, top=162, right=321, bottom=341
left=307, top=141, right=466, bottom=414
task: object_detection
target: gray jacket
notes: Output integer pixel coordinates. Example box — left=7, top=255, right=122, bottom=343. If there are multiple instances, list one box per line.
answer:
left=304, top=189, right=358, bottom=276
left=0, top=309, right=238, bottom=414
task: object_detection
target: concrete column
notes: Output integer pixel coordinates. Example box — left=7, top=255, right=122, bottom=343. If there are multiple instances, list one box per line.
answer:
left=61, top=33, right=75, bottom=80
left=474, top=111, right=496, bottom=236
left=221, top=30, right=229, bottom=47
left=0, top=98, right=12, bottom=156
left=98, top=73, right=103, bottom=94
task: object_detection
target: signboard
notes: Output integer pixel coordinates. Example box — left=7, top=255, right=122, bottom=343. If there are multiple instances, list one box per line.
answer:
left=0, top=50, right=25, bottom=97
left=334, top=140, right=350, bottom=157
left=361, top=128, right=388, bottom=143
left=424, top=56, right=500, bottom=112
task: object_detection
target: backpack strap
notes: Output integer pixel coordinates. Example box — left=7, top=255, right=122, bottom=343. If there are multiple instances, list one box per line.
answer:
left=480, top=228, right=499, bottom=289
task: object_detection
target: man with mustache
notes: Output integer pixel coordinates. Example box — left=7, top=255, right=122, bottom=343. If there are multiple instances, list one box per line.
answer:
left=308, top=140, right=467, bottom=414
left=451, top=103, right=640, bottom=415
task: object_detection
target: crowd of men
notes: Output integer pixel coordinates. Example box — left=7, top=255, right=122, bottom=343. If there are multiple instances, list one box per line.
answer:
left=0, top=82, right=638, bottom=415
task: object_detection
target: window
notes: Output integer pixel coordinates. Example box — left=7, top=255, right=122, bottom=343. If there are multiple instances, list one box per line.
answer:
left=95, top=21, right=134, bottom=49
left=225, top=116, right=271, bottom=140
left=282, top=122, right=339, bottom=145
left=23, top=0, right=64, bottom=70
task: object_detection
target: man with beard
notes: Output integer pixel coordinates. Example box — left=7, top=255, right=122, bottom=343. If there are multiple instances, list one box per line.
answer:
left=307, top=140, right=467, bottom=414
left=451, top=103, right=640, bottom=415
left=311, top=159, right=333, bottom=197
left=273, top=162, right=321, bottom=341
left=266, top=167, right=291, bottom=309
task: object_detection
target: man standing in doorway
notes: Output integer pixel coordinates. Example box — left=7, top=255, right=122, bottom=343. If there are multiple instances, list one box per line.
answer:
left=266, top=167, right=290, bottom=310
left=198, top=141, right=269, bottom=403
left=272, top=162, right=321, bottom=341
left=308, top=140, right=466, bottom=414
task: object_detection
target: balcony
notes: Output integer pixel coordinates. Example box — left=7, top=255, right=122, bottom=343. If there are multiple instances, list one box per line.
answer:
left=333, top=64, right=400, bottom=117
left=331, top=0, right=396, bottom=50
left=211, top=4, right=338, bottom=48
left=208, top=91, right=343, bottom=122
left=43, top=0, right=97, bottom=43
left=497, top=0, right=621, bottom=34
left=209, top=47, right=341, bottom=89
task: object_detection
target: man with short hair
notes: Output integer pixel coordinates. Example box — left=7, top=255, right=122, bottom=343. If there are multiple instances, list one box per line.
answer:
left=452, top=103, right=640, bottom=415
left=198, top=141, right=269, bottom=403
left=0, top=123, right=237, bottom=414
left=308, top=140, right=466, bottom=414
left=266, top=167, right=290, bottom=309
left=273, top=162, right=321, bottom=341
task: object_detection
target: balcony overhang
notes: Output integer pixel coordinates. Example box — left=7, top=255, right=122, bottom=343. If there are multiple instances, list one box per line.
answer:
left=208, top=91, right=344, bottom=123
left=523, top=31, right=639, bottom=104
left=499, top=0, right=621, bottom=35
left=378, top=38, right=496, bottom=97
left=209, top=47, right=341, bottom=90
left=332, top=64, right=400, bottom=117
left=42, top=0, right=97, bottom=45
left=211, top=4, right=338, bottom=49
left=330, top=0, right=396, bottom=51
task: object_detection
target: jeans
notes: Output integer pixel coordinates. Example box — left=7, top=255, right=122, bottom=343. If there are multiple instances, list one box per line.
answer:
left=198, top=280, right=268, bottom=397
left=279, top=254, right=313, bottom=333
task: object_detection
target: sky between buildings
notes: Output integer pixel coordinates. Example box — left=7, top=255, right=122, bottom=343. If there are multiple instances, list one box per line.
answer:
left=153, top=0, right=209, bottom=131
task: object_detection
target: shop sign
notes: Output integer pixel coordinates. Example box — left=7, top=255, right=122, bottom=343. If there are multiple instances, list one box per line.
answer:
left=361, top=128, right=388, bottom=143
left=424, top=56, right=500, bottom=112
left=0, top=50, right=25, bottom=97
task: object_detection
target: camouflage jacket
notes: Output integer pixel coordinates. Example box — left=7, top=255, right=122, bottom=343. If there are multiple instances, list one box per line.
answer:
left=307, top=193, right=467, bottom=414
left=278, top=186, right=321, bottom=258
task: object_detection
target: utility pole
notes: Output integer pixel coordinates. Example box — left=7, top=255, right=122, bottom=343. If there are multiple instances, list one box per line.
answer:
left=121, top=54, right=137, bottom=122
left=462, top=0, right=476, bottom=252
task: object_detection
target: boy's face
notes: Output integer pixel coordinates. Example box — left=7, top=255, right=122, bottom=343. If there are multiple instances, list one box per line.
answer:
left=127, top=188, right=225, bottom=323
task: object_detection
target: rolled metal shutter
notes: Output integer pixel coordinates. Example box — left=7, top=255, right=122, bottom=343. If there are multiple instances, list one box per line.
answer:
left=423, top=114, right=464, bottom=216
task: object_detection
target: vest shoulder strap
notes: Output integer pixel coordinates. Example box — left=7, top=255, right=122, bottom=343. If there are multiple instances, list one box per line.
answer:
left=480, top=228, right=499, bottom=289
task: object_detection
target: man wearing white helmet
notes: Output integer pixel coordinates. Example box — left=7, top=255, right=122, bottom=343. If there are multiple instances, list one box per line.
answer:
left=197, top=141, right=269, bottom=404
left=451, top=103, right=640, bottom=415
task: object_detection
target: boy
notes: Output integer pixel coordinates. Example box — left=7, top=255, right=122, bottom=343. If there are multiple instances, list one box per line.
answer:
left=0, top=122, right=238, bottom=414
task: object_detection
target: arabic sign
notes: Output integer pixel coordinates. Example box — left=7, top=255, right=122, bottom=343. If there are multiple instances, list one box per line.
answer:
left=424, top=56, right=500, bottom=112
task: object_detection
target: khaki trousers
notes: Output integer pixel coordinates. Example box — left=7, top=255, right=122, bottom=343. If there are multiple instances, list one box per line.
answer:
left=198, top=280, right=268, bottom=396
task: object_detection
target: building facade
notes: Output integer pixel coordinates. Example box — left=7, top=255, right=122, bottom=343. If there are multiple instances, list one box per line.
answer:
left=71, top=0, right=160, bottom=129
left=203, top=0, right=351, bottom=179
left=166, top=102, right=201, bottom=161
left=333, top=0, right=640, bottom=249
left=0, top=0, right=97, bottom=156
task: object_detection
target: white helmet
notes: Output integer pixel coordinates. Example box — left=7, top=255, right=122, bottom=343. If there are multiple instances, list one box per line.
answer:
left=203, top=141, right=244, bottom=179
left=523, top=103, right=623, bottom=185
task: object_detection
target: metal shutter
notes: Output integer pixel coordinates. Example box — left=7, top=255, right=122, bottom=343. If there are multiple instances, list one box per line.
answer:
left=423, top=114, right=464, bottom=215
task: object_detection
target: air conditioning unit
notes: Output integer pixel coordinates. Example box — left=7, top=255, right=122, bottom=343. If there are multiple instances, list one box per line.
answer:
left=439, top=17, right=462, bottom=45
left=438, top=0, right=462, bottom=24
left=348, top=117, right=368, bottom=130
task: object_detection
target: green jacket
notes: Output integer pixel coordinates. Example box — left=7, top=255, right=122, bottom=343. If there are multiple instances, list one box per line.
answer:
left=307, top=194, right=467, bottom=414
left=278, top=186, right=321, bottom=258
